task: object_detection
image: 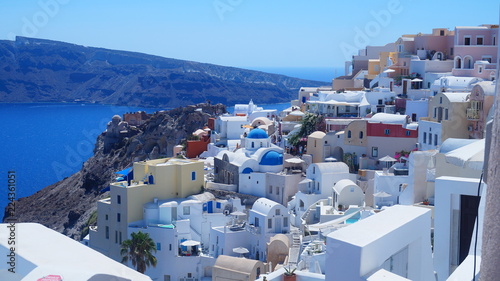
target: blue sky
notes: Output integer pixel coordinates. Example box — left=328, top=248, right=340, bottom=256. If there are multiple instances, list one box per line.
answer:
left=0, top=0, right=498, bottom=68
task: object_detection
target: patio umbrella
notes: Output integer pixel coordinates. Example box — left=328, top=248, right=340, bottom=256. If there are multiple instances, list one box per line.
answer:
left=373, top=191, right=391, bottom=198
left=180, top=240, right=201, bottom=247
left=230, top=211, right=246, bottom=216
left=285, top=158, right=304, bottom=164
left=383, top=69, right=395, bottom=73
left=233, top=246, right=249, bottom=256
left=289, top=111, right=305, bottom=117
left=374, top=191, right=392, bottom=206
left=379, top=155, right=397, bottom=168
left=379, top=155, right=397, bottom=162
left=325, top=157, right=337, bottom=162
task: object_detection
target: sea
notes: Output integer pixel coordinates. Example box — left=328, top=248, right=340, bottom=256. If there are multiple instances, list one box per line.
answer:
left=0, top=67, right=336, bottom=212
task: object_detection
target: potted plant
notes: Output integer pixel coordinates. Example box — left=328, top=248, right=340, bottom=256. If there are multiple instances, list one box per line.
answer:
left=283, top=266, right=296, bottom=281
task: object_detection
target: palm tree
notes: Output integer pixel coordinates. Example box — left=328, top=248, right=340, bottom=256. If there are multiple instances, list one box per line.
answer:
left=121, top=231, right=158, bottom=274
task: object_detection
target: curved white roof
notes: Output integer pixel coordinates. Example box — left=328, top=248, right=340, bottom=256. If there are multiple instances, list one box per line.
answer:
left=251, top=117, right=272, bottom=126
left=314, top=162, right=350, bottom=174
left=442, top=92, right=469, bottom=103
left=473, top=81, right=496, bottom=96
left=369, top=113, right=408, bottom=125
left=252, top=198, right=281, bottom=216
left=309, top=131, right=326, bottom=139
left=333, top=179, right=359, bottom=194
left=439, top=138, right=479, bottom=154
left=214, top=255, right=262, bottom=274
left=216, top=150, right=236, bottom=162
left=405, top=123, right=419, bottom=130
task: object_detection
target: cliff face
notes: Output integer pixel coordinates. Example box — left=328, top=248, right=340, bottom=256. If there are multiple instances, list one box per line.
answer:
left=3, top=103, right=226, bottom=240
left=0, top=37, right=325, bottom=108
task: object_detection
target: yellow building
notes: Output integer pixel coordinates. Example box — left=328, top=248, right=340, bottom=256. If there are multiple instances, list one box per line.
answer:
left=90, top=158, right=204, bottom=261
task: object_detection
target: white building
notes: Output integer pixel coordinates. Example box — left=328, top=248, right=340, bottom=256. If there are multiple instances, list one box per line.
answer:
left=325, top=205, right=434, bottom=281
left=210, top=198, right=290, bottom=263
left=289, top=162, right=356, bottom=227
left=126, top=193, right=244, bottom=281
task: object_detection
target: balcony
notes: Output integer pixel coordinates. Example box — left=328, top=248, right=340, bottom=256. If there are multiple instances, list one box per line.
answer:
left=467, top=108, right=480, bottom=120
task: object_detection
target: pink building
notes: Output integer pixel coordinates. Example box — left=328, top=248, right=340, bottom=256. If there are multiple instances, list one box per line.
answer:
left=452, top=25, right=498, bottom=79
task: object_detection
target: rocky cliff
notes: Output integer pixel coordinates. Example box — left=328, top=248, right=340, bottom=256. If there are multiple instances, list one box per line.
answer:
left=3, top=103, right=226, bottom=240
left=0, top=37, right=326, bottom=108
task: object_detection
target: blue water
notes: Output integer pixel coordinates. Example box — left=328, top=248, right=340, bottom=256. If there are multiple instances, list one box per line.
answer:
left=0, top=103, right=159, bottom=212
left=245, top=67, right=345, bottom=83
left=0, top=101, right=294, bottom=212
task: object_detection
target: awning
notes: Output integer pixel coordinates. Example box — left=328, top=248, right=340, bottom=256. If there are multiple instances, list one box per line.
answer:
left=115, top=167, right=132, bottom=175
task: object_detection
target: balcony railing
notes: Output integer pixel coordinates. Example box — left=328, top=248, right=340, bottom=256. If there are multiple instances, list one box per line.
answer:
left=467, top=108, right=480, bottom=120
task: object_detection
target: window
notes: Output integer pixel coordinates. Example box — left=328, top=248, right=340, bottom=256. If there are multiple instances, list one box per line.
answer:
left=216, top=202, right=221, bottom=208
left=445, top=109, right=449, bottom=120
left=384, top=129, right=390, bottom=135
left=157, top=243, right=161, bottom=251
left=359, top=131, right=363, bottom=139
left=378, top=99, right=383, bottom=105
left=276, top=209, right=281, bottom=215
left=115, top=231, right=118, bottom=244
left=482, top=56, right=492, bottom=63
left=117, top=195, right=121, bottom=204
left=255, top=217, right=259, bottom=227
left=117, top=213, right=121, bottom=222
left=313, top=167, right=315, bottom=174
left=464, top=36, right=471, bottom=45
left=105, top=214, right=108, bottom=221
left=183, top=206, right=190, bottom=215
left=187, top=273, right=192, bottom=278
left=191, top=171, right=196, bottom=181
left=169, top=244, right=172, bottom=251
left=429, top=133, right=432, bottom=144
left=372, top=147, right=379, bottom=157
left=269, top=185, right=273, bottom=194
left=439, top=97, right=443, bottom=104
left=440, top=30, right=445, bottom=36
left=347, top=130, right=352, bottom=138
left=434, top=134, right=438, bottom=146
left=406, top=131, right=411, bottom=136
left=251, top=142, right=254, bottom=148
left=164, top=275, right=171, bottom=281
left=105, top=226, right=109, bottom=239
left=494, top=36, right=496, bottom=46
left=119, top=231, right=122, bottom=244
left=423, top=132, right=427, bottom=144
left=433, top=107, right=437, bottom=118
left=450, top=47, right=453, bottom=56
left=276, top=186, right=279, bottom=195
left=477, top=36, right=484, bottom=45
left=284, top=217, right=288, bottom=226
left=314, top=140, right=317, bottom=147
left=346, top=106, right=351, bottom=113
left=268, top=218, right=272, bottom=229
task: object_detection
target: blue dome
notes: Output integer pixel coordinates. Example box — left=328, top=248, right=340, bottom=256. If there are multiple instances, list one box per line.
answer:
left=260, top=151, right=283, bottom=166
left=242, top=167, right=253, bottom=174
left=247, top=128, right=268, bottom=139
